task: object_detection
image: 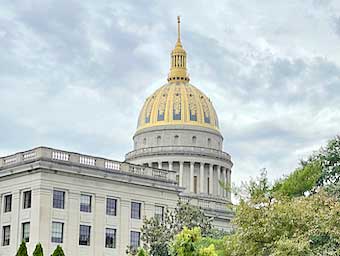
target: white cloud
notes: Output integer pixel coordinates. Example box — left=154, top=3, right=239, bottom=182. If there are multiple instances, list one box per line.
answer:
left=0, top=0, right=339, bottom=186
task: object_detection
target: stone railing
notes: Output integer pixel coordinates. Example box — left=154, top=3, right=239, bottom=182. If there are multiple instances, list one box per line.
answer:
left=0, top=147, right=176, bottom=182
left=126, top=145, right=231, bottom=161
left=180, top=194, right=233, bottom=213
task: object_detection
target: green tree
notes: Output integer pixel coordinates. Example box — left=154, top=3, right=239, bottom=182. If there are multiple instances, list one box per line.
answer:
left=141, top=201, right=213, bottom=256
left=169, top=227, right=217, bottom=256
left=52, top=245, right=65, bottom=256
left=16, top=241, right=28, bottom=256
left=33, top=243, right=44, bottom=256
left=223, top=171, right=340, bottom=256
left=272, top=162, right=322, bottom=198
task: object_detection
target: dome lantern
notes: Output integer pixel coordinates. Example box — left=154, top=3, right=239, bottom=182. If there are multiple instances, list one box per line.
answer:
left=168, top=16, right=190, bottom=82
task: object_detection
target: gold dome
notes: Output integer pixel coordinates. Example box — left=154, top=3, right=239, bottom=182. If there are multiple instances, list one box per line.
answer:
left=137, top=82, right=219, bottom=131
left=137, top=17, right=219, bottom=132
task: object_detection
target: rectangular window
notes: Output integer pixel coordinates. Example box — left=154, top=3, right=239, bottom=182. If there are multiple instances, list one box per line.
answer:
left=4, top=194, right=12, bottom=213
left=51, top=222, right=64, bottom=243
left=2, top=225, right=10, bottom=246
left=106, top=198, right=117, bottom=216
left=105, top=228, right=117, bottom=248
left=23, top=191, right=31, bottom=209
left=53, top=190, right=65, bottom=209
left=207, top=178, right=210, bottom=194
left=194, top=176, right=198, bottom=194
left=176, top=175, right=180, bottom=184
left=155, top=206, right=164, bottom=221
left=131, top=202, right=141, bottom=219
left=79, top=225, right=91, bottom=246
left=130, top=231, right=140, bottom=249
left=80, top=194, right=92, bottom=213
left=22, top=222, right=30, bottom=243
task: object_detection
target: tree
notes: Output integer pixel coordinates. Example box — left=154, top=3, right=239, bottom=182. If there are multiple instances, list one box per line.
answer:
left=52, top=245, right=65, bottom=256
left=33, top=243, right=44, bottom=256
left=223, top=171, right=340, bottom=256
left=16, top=241, right=28, bottom=256
left=169, top=227, right=218, bottom=256
left=140, top=201, right=212, bottom=256
left=272, top=161, right=322, bottom=198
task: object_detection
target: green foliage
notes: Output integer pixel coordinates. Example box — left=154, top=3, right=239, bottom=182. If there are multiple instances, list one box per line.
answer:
left=52, top=245, right=65, bottom=256
left=223, top=171, right=340, bottom=256
left=169, top=227, right=217, bottom=256
left=141, top=201, right=212, bottom=256
left=33, top=243, right=44, bottom=256
left=273, top=162, right=322, bottom=198
left=314, top=136, right=340, bottom=194
left=16, top=241, right=28, bottom=256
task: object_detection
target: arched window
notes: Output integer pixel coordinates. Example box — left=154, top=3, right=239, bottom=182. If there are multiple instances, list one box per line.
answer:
left=192, top=136, right=197, bottom=144
left=157, top=136, right=161, bottom=145
left=143, top=138, right=147, bottom=145
left=207, top=138, right=211, bottom=147
left=174, top=135, right=179, bottom=144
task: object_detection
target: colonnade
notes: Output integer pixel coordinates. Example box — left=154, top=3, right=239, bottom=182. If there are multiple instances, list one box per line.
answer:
left=146, top=161, right=231, bottom=199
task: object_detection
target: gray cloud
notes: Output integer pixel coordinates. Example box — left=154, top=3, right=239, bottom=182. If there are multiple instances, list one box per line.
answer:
left=1, top=0, right=340, bottom=186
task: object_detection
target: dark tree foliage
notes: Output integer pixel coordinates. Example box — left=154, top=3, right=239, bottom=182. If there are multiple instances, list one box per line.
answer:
left=140, top=200, right=212, bottom=256
left=52, top=245, right=65, bottom=256
left=16, top=241, right=28, bottom=256
left=33, top=243, right=44, bottom=256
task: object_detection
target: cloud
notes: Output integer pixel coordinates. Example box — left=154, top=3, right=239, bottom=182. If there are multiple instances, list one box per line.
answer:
left=0, top=0, right=340, bottom=187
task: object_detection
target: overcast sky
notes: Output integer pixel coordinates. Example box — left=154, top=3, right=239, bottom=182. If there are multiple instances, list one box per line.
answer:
left=1, top=0, right=340, bottom=185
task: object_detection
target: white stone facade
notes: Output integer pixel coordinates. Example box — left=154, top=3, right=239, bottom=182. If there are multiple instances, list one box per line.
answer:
left=126, top=125, right=234, bottom=228
left=0, top=147, right=180, bottom=256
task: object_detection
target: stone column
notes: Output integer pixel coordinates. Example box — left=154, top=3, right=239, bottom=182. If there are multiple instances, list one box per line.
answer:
left=179, top=161, right=184, bottom=187
left=227, top=168, right=231, bottom=200
left=200, top=163, right=204, bottom=194
left=190, top=162, right=194, bottom=193
left=209, top=164, right=213, bottom=195
left=224, top=168, right=228, bottom=198
left=217, top=165, right=221, bottom=197
left=10, top=191, right=20, bottom=255
left=148, top=162, right=152, bottom=168
left=67, top=190, right=80, bottom=256
left=119, top=199, right=131, bottom=253
left=168, top=161, right=173, bottom=171
left=158, top=161, right=162, bottom=169
left=94, top=195, right=105, bottom=256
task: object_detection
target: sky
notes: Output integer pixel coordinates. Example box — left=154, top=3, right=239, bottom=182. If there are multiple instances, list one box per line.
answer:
left=1, top=0, right=340, bottom=186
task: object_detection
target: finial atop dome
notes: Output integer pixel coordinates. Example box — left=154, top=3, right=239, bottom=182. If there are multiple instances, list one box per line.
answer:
left=168, top=16, right=190, bottom=82
left=177, top=16, right=181, bottom=44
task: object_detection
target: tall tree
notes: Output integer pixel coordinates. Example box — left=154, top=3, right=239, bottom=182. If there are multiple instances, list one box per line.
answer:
left=141, top=201, right=212, bottom=256
left=33, top=243, right=44, bottom=256
left=223, top=171, right=340, bottom=256
left=16, top=241, right=28, bottom=256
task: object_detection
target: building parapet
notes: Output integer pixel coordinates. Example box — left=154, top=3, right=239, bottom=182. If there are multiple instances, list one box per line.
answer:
left=0, top=147, right=176, bottom=182
left=180, top=193, right=234, bottom=216
left=126, top=145, right=231, bottom=162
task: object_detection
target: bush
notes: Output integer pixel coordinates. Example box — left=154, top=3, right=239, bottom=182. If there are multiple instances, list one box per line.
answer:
left=16, top=241, right=28, bottom=256
left=52, top=245, right=65, bottom=256
left=33, top=243, right=44, bottom=256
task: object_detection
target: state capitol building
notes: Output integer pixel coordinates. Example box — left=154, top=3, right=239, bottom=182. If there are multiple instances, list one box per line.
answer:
left=0, top=18, right=233, bottom=256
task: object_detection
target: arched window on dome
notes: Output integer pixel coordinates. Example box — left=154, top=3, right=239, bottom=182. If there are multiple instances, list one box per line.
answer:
left=143, top=138, right=147, bottom=146
left=157, top=136, right=161, bottom=145
left=192, top=136, right=197, bottom=145
left=174, top=135, right=179, bottom=145
left=207, top=138, right=211, bottom=147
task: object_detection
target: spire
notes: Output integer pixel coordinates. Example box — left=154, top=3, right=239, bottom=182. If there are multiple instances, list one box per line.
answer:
left=177, top=16, right=181, bottom=44
left=168, top=16, right=189, bottom=82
